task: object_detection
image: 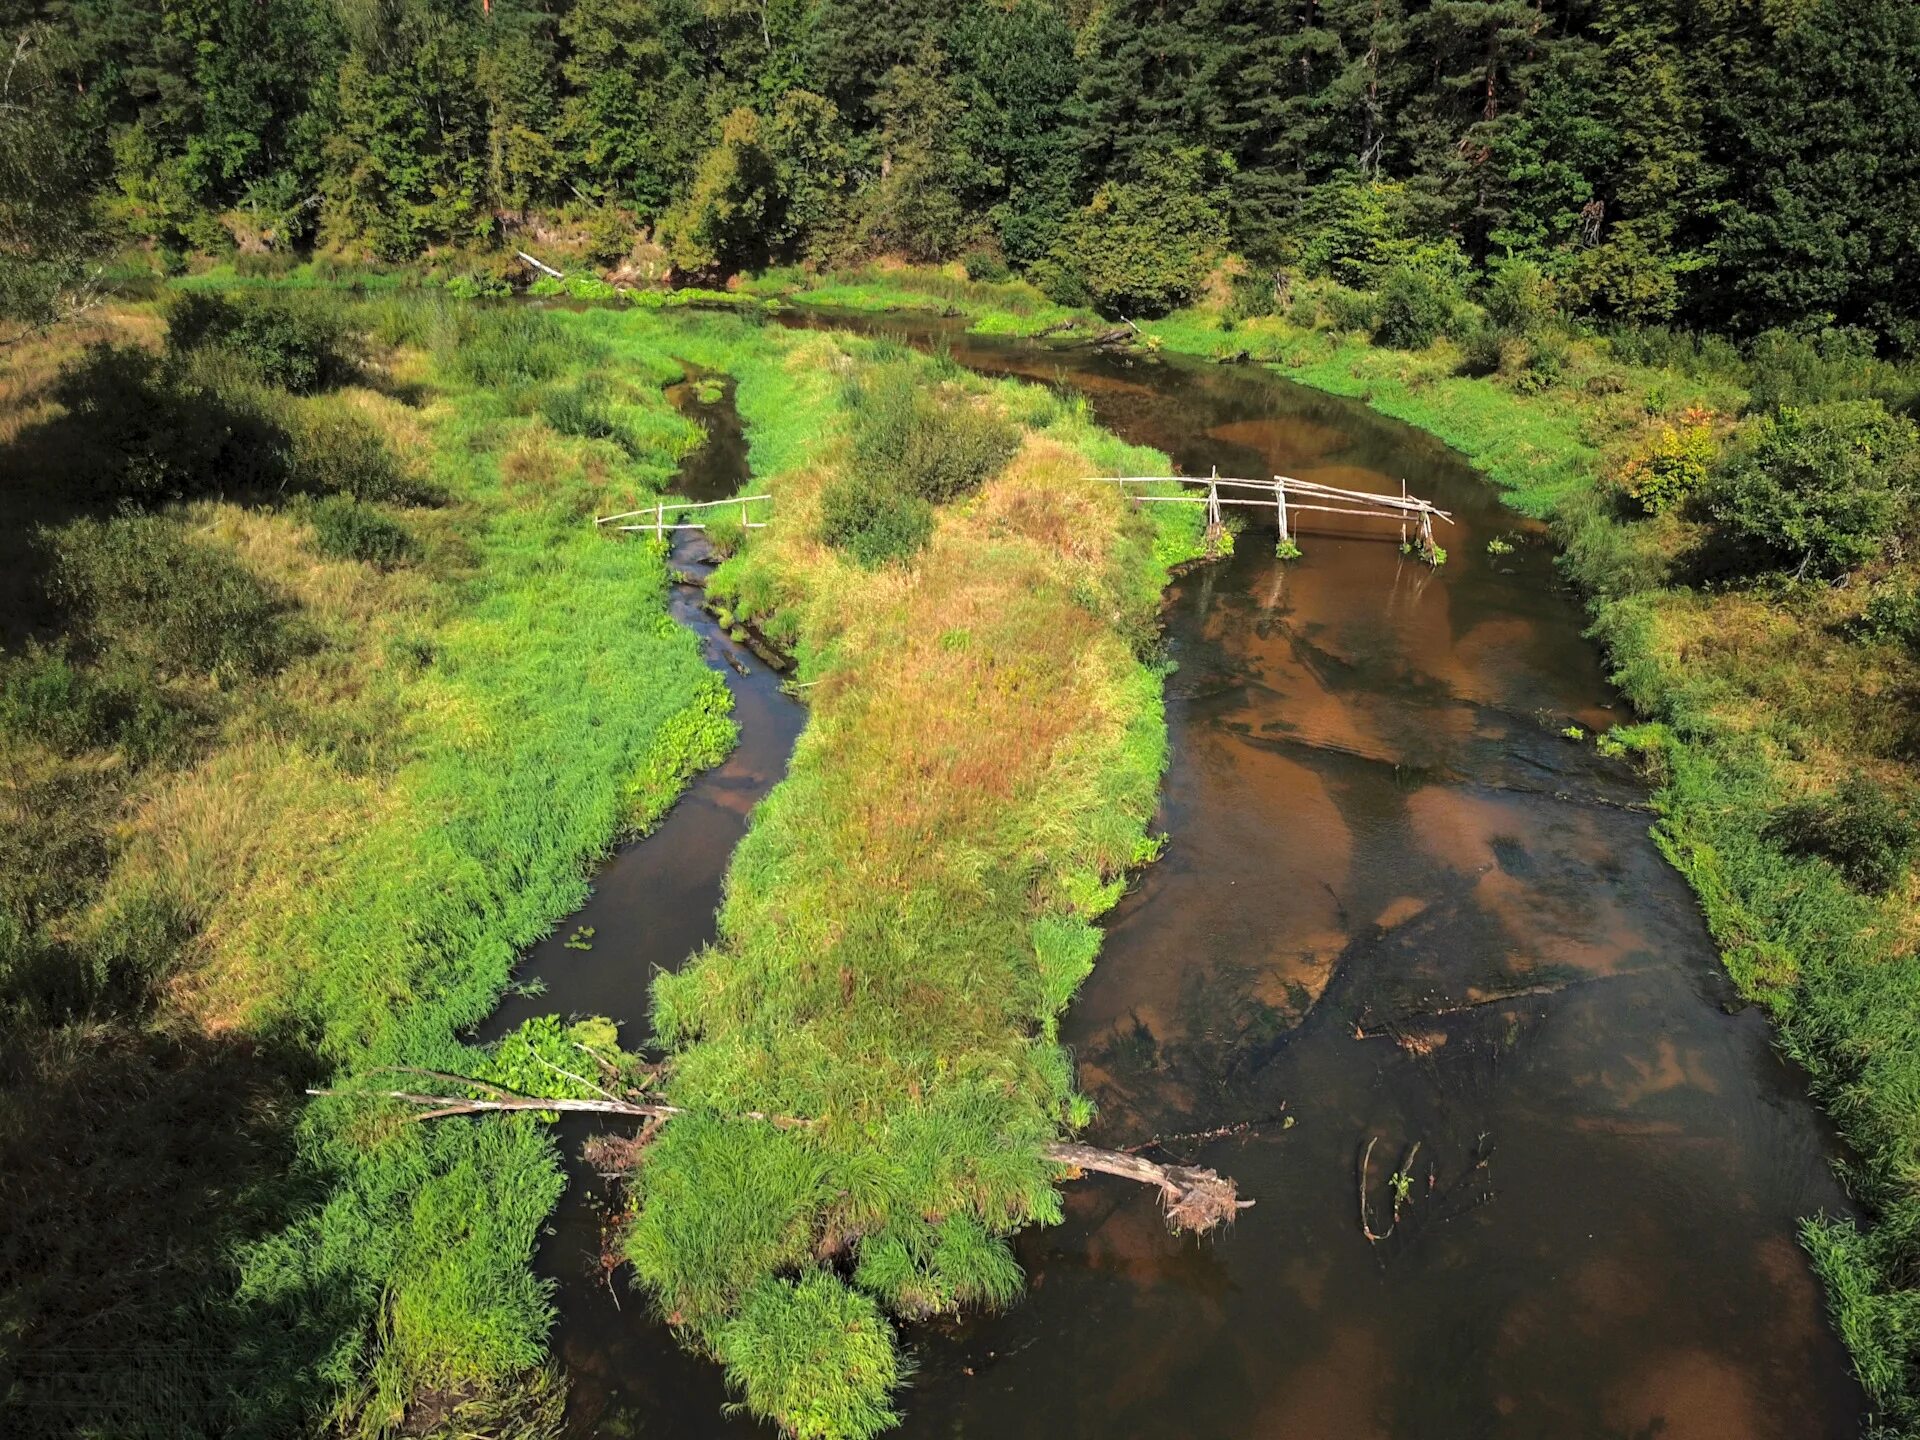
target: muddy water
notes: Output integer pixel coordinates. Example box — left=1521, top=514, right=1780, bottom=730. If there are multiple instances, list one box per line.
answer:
left=504, top=316, right=1865, bottom=1438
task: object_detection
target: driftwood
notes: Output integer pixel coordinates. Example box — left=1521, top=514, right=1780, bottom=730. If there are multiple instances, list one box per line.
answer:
left=1046, top=1141, right=1252, bottom=1233
left=516, top=249, right=565, bottom=279
left=309, top=1086, right=1252, bottom=1234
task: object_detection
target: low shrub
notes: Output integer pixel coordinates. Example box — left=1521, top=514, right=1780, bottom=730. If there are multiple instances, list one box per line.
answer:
left=1707, top=401, right=1920, bottom=578
left=1514, top=335, right=1570, bottom=394
left=1744, top=327, right=1913, bottom=414
left=1859, top=578, right=1920, bottom=650
left=1617, top=420, right=1718, bottom=516
left=1372, top=263, right=1454, bottom=349
left=817, top=475, right=933, bottom=568
left=845, top=365, right=1019, bottom=504
left=166, top=291, right=351, bottom=393
left=308, top=495, right=419, bottom=567
left=1322, top=286, right=1377, bottom=334
left=1456, top=322, right=1512, bottom=378
left=1483, top=259, right=1553, bottom=335
left=0, top=642, right=203, bottom=765
left=48, top=514, right=309, bottom=682
left=1767, top=775, right=1918, bottom=894
left=1225, top=273, right=1278, bottom=322
left=962, top=251, right=1010, bottom=283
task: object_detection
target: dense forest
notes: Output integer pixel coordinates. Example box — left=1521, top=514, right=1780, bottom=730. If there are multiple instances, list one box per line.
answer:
left=6, top=0, right=1919, bottom=343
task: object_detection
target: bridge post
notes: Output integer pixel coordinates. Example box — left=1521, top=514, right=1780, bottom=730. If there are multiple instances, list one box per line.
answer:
left=1274, top=480, right=1290, bottom=545
left=1400, top=479, right=1408, bottom=549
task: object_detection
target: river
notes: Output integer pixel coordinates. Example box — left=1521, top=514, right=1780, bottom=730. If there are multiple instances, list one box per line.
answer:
left=490, top=311, right=1864, bottom=1439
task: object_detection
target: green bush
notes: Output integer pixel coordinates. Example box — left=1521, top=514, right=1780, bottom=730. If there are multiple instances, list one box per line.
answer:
left=1225, top=273, right=1278, bottom=322
left=1456, top=322, right=1512, bottom=378
left=1515, top=335, right=1570, bottom=394
left=1483, top=260, right=1553, bottom=335
left=817, top=475, right=934, bottom=568
left=1322, top=286, right=1377, bottom=334
left=166, top=292, right=351, bottom=393
left=962, top=251, right=1010, bottom=283
left=1767, top=775, right=1918, bottom=894
left=1618, top=422, right=1718, bottom=516
left=308, top=496, right=418, bottom=567
left=1707, top=401, right=1920, bottom=577
left=846, top=365, right=1019, bottom=504
left=1859, top=578, right=1920, bottom=650
left=585, top=207, right=635, bottom=268
left=0, top=641, right=201, bottom=765
left=1372, top=263, right=1454, bottom=349
left=1744, top=327, right=1913, bottom=414
left=48, top=515, right=309, bottom=682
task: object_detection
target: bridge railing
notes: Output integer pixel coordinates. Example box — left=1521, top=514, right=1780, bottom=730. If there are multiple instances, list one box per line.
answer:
left=1091, top=471, right=1451, bottom=557
left=596, top=494, right=773, bottom=537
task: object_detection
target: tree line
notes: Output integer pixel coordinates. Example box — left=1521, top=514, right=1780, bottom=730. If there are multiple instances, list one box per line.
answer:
left=8, top=0, right=1920, bottom=335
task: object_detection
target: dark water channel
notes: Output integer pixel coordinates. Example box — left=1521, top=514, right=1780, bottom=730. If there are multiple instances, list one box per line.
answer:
left=495, top=315, right=1865, bottom=1438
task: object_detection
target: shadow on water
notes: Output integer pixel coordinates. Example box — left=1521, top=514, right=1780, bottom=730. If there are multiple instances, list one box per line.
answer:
left=504, top=311, right=1864, bottom=1439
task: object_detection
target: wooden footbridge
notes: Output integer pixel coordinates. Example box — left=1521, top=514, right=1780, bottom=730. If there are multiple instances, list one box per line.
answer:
left=597, top=494, right=772, bottom=537
left=1096, top=470, right=1453, bottom=556
left=595, top=472, right=1450, bottom=556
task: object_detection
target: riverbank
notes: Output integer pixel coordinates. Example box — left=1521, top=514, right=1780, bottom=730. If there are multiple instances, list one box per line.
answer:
left=752, top=262, right=1920, bottom=1432
left=0, top=297, right=757, bottom=1433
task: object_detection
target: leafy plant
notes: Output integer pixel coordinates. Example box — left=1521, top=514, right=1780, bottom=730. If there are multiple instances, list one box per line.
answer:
left=48, top=514, right=309, bottom=681
left=1708, top=402, right=1920, bottom=577
left=1618, top=420, right=1718, bottom=516
left=817, top=474, right=934, bottom=568
left=166, top=291, right=351, bottom=393
left=1372, top=263, right=1454, bottom=349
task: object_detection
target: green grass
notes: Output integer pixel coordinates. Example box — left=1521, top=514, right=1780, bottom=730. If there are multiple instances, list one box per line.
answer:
left=0, top=294, right=753, bottom=1434
left=741, top=265, right=1090, bottom=338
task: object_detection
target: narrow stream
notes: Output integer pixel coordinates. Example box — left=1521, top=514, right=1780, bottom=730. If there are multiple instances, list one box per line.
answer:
left=494, top=316, right=1866, bottom=1438
left=475, top=378, right=804, bottom=1435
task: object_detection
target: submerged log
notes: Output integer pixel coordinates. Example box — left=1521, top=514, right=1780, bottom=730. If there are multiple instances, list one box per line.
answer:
left=308, top=1087, right=1251, bottom=1233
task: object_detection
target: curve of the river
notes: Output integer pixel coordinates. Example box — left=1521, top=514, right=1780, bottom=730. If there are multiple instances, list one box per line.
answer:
left=493, top=313, right=1865, bottom=1440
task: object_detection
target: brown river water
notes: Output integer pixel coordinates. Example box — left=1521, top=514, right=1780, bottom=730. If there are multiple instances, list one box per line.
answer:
left=484, top=311, right=1864, bottom=1439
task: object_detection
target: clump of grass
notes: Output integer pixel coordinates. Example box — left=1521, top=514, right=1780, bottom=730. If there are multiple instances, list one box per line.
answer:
left=307, top=495, right=419, bottom=568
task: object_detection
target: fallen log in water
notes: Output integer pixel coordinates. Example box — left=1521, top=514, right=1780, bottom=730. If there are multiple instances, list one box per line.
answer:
left=308, top=1086, right=1252, bottom=1234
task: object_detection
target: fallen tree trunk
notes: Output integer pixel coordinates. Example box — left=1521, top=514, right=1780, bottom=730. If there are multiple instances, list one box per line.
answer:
left=309, top=1087, right=1252, bottom=1233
